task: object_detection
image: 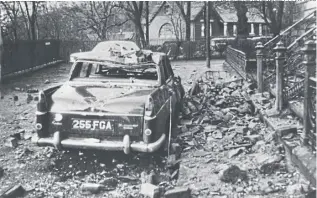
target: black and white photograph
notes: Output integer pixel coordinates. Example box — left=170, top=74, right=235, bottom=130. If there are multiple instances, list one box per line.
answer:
left=0, top=1, right=316, bottom=197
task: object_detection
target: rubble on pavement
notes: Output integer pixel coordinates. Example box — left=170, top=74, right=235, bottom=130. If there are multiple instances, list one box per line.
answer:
left=176, top=75, right=313, bottom=197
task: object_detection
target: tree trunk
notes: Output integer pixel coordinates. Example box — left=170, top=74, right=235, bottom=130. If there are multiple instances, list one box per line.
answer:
left=234, top=2, right=249, bottom=37
left=30, top=2, right=37, bottom=40
left=185, top=1, right=191, bottom=41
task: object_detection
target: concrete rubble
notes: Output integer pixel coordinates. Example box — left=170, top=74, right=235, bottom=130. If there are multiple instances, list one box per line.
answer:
left=175, top=74, right=315, bottom=197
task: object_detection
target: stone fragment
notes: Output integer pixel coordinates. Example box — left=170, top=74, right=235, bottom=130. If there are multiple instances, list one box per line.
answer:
left=204, top=125, right=217, bottom=133
left=223, top=112, right=234, bottom=122
left=166, top=154, right=181, bottom=168
left=81, top=183, right=104, bottom=194
left=231, top=90, right=241, bottom=97
left=5, top=137, right=18, bottom=148
left=244, top=134, right=262, bottom=144
left=44, top=79, right=50, bottom=84
left=11, top=129, right=25, bottom=140
left=248, top=122, right=261, bottom=133
left=286, top=184, right=303, bottom=195
left=170, top=143, right=181, bottom=158
left=1, top=185, right=25, bottom=197
left=55, top=191, right=65, bottom=198
left=164, top=187, right=191, bottom=198
left=228, top=82, right=238, bottom=89
left=212, top=130, right=223, bottom=139
left=236, top=186, right=244, bottom=193
left=238, top=102, right=252, bottom=114
left=259, top=155, right=284, bottom=175
left=26, top=88, right=39, bottom=93
left=140, top=171, right=155, bottom=184
left=220, top=165, right=248, bottom=183
left=0, top=167, right=4, bottom=178
left=116, top=164, right=124, bottom=169
left=140, top=183, right=160, bottom=198
left=276, top=126, right=297, bottom=137
left=187, top=101, right=197, bottom=112
left=228, top=148, right=244, bottom=158
left=99, top=177, right=118, bottom=187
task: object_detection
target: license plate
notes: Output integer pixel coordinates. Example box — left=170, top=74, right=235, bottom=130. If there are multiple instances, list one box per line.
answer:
left=72, top=119, right=114, bottom=131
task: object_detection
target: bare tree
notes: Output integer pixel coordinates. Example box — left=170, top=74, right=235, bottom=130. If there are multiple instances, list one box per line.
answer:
left=0, top=2, right=20, bottom=41
left=66, top=2, right=128, bottom=40
left=118, top=2, right=146, bottom=47
left=19, top=1, right=41, bottom=40
left=175, top=1, right=191, bottom=41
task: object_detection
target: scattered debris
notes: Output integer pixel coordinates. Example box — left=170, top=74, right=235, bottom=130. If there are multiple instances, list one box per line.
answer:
left=5, top=137, right=18, bottom=148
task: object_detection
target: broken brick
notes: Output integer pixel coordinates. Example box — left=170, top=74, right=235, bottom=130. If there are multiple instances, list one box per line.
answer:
left=164, top=187, right=191, bottom=198
left=5, top=137, right=18, bottom=148
left=276, top=126, right=297, bottom=137
left=140, top=183, right=160, bottom=198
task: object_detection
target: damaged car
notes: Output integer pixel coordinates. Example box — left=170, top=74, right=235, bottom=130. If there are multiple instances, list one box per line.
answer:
left=32, top=41, right=185, bottom=154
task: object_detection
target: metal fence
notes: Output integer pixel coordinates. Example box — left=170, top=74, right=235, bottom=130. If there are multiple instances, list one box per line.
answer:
left=225, top=46, right=247, bottom=80
left=2, top=40, right=60, bottom=76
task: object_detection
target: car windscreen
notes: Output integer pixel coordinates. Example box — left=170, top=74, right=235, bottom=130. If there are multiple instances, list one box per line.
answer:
left=71, top=61, right=158, bottom=81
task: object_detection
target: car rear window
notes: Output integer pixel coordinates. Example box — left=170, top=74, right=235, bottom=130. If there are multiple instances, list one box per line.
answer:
left=71, top=61, right=158, bottom=81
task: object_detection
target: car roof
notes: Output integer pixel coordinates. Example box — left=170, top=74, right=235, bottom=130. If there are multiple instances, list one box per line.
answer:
left=92, top=41, right=140, bottom=52
left=75, top=51, right=167, bottom=67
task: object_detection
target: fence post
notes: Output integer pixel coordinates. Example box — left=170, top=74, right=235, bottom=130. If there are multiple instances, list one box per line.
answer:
left=302, top=40, right=316, bottom=146
left=274, top=41, right=286, bottom=111
left=0, top=26, right=2, bottom=84
left=256, top=42, right=264, bottom=93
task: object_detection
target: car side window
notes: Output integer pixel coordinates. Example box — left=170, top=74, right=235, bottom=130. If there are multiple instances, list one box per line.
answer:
left=79, top=62, right=92, bottom=77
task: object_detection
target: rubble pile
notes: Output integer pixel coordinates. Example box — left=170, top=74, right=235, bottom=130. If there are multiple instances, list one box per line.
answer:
left=180, top=80, right=260, bottom=151
left=176, top=78, right=313, bottom=197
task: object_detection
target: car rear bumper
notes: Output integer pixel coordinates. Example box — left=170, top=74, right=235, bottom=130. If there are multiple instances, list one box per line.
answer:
left=31, top=131, right=166, bottom=154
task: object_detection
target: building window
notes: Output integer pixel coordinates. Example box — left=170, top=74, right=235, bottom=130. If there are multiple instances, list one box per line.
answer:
left=159, top=23, right=174, bottom=39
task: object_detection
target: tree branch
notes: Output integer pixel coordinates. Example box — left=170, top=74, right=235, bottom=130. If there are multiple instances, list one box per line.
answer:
left=149, top=1, right=166, bottom=24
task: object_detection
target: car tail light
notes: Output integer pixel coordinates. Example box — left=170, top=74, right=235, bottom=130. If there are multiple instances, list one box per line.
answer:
left=37, top=91, right=47, bottom=112
left=36, top=91, right=48, bottom=137
left=145, top=96, right=154, bottom=117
